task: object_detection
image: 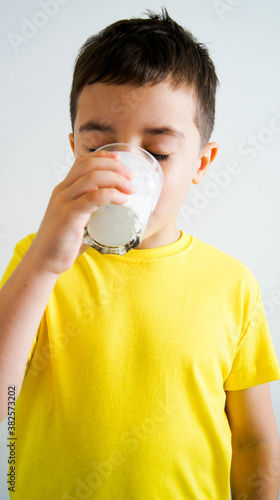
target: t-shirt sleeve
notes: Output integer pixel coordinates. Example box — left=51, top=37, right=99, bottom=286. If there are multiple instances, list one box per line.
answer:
left=0, top=240, right=31, bottom=289
left=224, top=281, right=280, bottom=391
left=0, top=234, right=41, bottom=377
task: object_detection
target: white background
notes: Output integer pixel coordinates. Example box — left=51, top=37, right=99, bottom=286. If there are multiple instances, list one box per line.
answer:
left=0, top=0, right=280, bottom=498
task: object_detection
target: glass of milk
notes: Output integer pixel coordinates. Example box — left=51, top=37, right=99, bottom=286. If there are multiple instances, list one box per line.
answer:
left=83, top=143, right=164, bottom=255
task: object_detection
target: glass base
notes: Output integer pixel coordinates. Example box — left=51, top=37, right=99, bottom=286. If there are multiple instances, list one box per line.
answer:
left=83, top=225, right=143, bottom=255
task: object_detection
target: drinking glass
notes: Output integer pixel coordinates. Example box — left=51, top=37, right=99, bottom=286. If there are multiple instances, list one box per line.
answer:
left=83, top=143, right=164, bottom=255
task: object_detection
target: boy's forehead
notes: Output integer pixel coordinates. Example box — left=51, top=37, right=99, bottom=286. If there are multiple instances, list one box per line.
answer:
left=78, top=80, right=195, bottom=108
left=75, top=81, right=197, bottom=133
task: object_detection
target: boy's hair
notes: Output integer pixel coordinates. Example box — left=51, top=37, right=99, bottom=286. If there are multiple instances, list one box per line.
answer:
left=69, top=6, right=219, bottom=150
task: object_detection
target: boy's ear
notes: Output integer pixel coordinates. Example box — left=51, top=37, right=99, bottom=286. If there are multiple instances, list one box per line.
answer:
left=68, top=133, right=75, bottom=156
left=192, top=142, right=218, bottom=185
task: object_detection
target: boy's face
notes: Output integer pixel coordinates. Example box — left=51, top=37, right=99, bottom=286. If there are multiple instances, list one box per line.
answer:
left=69, top=80, right=218, bottom=249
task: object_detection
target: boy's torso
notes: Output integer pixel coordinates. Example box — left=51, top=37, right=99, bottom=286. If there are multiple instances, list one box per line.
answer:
left=5, top=230, right=278, bottom=499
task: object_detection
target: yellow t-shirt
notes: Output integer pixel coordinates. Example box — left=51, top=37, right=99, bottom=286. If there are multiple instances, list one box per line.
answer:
left=1, top=230, right=280, bottom=500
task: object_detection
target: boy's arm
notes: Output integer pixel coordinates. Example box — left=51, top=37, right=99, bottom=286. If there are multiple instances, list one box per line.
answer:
left=225, top=383, right=280, bottom=499
left=0, top=150, right=134, bottom=423
left=0, top=246, right=59, bottom=422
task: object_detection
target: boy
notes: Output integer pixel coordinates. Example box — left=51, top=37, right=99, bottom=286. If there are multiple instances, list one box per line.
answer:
left=1, top=7, right=280, bottom=500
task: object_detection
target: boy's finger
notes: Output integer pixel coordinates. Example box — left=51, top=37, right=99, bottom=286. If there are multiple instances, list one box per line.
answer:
left=70, top=150, right=113, bottom=169
left=61, top=153, right=133, bottom=190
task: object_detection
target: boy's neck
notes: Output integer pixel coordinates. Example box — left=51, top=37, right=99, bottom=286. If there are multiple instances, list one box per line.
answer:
left=134, top=226, right=181, bottom=250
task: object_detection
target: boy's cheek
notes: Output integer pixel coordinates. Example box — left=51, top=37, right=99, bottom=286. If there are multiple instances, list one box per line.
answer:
left=162, top=172, right=192, bottom=203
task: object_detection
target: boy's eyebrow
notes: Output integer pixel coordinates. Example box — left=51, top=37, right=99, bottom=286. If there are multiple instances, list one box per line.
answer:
left=78, top=121, right=185, bottom=139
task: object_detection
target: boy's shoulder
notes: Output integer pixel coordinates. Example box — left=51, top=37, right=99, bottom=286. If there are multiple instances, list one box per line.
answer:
left=192, top=235, right=259, bottom=291
left=15, top=231, right=259, bottom=290
left=16, top=232, right=37, bottom=250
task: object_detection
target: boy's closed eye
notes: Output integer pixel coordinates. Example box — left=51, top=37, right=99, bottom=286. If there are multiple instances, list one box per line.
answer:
left=88, top=148, right=170, bottom=162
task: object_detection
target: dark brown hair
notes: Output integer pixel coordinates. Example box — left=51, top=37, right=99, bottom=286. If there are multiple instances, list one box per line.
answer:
left=69, top=6, right=219, bottom=149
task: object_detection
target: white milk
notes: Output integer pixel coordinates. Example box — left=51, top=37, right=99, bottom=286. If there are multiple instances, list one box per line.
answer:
left=84, top=151, right=163, bottom=251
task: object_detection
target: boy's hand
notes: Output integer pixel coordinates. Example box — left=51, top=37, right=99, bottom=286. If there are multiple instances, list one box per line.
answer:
left=28, top=150, right=136, bottom=277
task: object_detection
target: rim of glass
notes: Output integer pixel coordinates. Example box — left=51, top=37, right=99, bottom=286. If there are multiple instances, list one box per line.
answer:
left=95, top=142, right=159, bottom=164
left=95, top=143, right=164, bottom=184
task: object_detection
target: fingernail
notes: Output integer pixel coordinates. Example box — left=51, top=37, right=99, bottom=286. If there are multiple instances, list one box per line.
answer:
left=119, top=193, right=128, bottom=201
